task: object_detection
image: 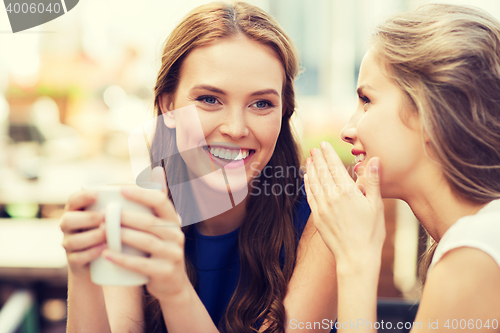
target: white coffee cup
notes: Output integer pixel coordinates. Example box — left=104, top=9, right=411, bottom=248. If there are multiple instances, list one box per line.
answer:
left=84, top=182, right=162, bottom=286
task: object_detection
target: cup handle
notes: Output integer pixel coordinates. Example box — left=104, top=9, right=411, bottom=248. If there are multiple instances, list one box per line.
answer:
left=106, top=202, right=122, bottom=253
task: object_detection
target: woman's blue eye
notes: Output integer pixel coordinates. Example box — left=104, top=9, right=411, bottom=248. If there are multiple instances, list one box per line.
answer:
left=196, top=96, right=218, bottom=104
left=253, top=100, right=274, bottom=109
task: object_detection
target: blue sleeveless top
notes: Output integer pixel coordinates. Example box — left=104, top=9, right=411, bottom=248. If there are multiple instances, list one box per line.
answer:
left=156, top=190, right=314, bottom=332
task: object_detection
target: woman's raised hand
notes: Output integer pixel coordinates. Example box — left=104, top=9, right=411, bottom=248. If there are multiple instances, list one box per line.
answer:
left=304, top=141, right=386, bottom=274
left=60, top=191, right=106, bottom=277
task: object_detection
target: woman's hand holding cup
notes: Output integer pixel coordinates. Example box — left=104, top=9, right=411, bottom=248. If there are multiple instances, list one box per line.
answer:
left=100, top=185, right=190, bottom=303
left=61, top=165, right=190, bottom=303
left=60, top=191, right=107, bottom=278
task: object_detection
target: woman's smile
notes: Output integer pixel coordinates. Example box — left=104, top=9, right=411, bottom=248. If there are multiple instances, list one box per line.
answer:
left=202, top=144, right=256, bottom=169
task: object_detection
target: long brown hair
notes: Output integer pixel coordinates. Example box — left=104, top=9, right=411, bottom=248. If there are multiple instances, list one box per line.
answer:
left=144, top=2, right=302, bottom=332
left=371, top=4, right=500, bottom=282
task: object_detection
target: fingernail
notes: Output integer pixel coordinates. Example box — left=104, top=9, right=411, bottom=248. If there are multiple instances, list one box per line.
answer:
left=320, top=141, right=326, bottom=150
left=102, top=250, right=113, bottom=261
left=370, top=159, right=380, bottom=176
left=306, top=157, right=311, bottom=165
left=310, top=148, right=317, bottom=156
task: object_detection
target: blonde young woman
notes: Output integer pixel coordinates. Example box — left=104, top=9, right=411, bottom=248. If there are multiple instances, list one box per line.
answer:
left=305, top=4, right=500, bottom=332
left=60, top=2, right=336, bottom=333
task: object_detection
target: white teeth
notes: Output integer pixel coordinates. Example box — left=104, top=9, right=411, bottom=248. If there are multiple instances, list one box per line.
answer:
left=355, top=154, right=366, bottom=163
left=234, top=152, right=243, bottom=160
left=208, top=147, right=251, bottom=161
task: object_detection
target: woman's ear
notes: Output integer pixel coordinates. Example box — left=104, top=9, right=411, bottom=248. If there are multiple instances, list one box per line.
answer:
left=159, top=93, right=176, bottom=129
left=423, top=128, right=430, bottom=144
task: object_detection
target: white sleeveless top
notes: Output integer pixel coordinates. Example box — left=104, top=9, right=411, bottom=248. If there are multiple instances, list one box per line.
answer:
left=428, top=199, right=500, bottom=273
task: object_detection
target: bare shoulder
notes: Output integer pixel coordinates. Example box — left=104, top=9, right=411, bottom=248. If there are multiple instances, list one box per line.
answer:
left=414, top=247, right=500, bottom=332
left=103, top=286, right=146, bottom=333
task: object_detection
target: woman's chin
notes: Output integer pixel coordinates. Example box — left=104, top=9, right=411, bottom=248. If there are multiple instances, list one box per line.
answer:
left=199, top=174, right=248, bottom=195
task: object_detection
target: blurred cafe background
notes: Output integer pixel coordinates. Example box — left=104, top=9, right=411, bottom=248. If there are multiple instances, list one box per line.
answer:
left=0, top=0, right=499, bottom=332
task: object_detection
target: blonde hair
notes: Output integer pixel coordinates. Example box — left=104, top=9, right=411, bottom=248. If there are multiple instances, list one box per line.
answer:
left=371, top=4, right=500, bottom=281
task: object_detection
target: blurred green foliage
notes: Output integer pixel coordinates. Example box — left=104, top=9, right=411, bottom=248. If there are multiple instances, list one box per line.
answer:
left=301, top=131, right=354, bottom=166
left=6, top=84, right=83, bottom=99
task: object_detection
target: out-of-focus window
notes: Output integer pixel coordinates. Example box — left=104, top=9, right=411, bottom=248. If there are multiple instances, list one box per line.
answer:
left=270, top=0, right=332, bottom=97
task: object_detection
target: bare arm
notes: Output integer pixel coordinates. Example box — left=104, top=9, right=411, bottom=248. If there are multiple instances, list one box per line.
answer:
left=157, top=285, right=219, bottom=333
left=102, top=284, right=217, bottom=333
left=411, top=247, right=500, bottom=332
left=335, top=258, right=379, bottom=333
left=61, top=191, right=111, bottom=333
left=102, top=286, right=145, bottom=333
left=66, top=272, right=111, bottom=333
left=103, top=285, right=220, bottom=333
left=283, top=216, right=338, bottom=333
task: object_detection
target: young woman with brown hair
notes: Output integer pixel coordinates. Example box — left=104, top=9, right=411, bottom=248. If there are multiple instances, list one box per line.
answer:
left=306, top=4, right=500, bottom=332
left=61, top=2, right=337, bottom=332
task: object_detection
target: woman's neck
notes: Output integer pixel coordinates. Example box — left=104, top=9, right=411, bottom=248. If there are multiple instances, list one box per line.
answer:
left=195, top=196, right=247, bottom=236
left=404, top=177, right=487, bottom=242
left=182, top=167, right=249, bottom=236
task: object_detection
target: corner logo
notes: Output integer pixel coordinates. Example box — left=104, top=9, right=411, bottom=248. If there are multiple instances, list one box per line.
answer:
left=3, top=0, right=79, bottom=33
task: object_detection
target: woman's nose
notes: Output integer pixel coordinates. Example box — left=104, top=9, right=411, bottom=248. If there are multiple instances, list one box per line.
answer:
left=219, top=108, right=249, bottom=139
left=340, top=115, right=358, bottom=144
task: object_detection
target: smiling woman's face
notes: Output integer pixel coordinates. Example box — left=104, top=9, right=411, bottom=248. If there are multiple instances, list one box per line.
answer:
left=160, top=35, right=284, bottom=193
left=341, top=50, right=428, bottom=199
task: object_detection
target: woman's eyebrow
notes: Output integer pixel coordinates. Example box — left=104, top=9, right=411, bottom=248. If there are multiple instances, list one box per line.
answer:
left=250, top=89, right=280, bottom=97
left=356, top=84, right=374, bottom=96
left=191, top=85, right=226, bottom=95
left=191, top=85, right=280, bottom=98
